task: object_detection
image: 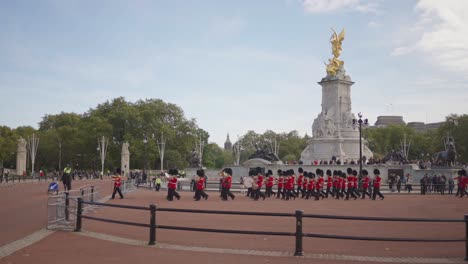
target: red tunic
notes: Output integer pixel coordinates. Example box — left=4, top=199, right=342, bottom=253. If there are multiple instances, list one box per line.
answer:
left=353, top=176, right=358, bottom=188
left=168, top=177, right=177, bottom=189
left=113, top=177, right=122, bottom=188
left=257, top=175, right=264, bottom=188
left=326, top=176, right=333, bottom=188
left=223, top=176, right=232, bottom=189
left=315, top=177, right=323, bottom=190
left=266, top=176, right=274, bottom=188
left=297, top=175, right=304, bottom=186
left=308, top=179, right=315, bottom=190
left=196, top=177, right=205, bottom=191
left=362, top=176, right=370, bottom=188
left=373, top=176, right=381, bottom=188
left=341, top=178, right=346, bottom=189
left=333, top=177, right=339, bottom=188
left=278, top=177, right=284, bottom=188
left=347, top=175, right=354, bottom=188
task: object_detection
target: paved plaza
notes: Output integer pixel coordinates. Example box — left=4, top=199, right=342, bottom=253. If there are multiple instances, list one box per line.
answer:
left=0, top=183, right=467, bottom=264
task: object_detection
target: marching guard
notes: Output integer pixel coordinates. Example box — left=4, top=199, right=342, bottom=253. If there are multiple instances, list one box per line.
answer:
left=167, top=169, right=181, bottom=201
left=372, top=169, right=385, bottom=200
left=194, top=169, right=208, bottom=201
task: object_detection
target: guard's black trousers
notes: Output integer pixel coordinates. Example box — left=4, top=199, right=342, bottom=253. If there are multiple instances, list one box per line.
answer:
left=372, top=187, right=384, bottom=200
left=112, top=186, right=124, bottom=199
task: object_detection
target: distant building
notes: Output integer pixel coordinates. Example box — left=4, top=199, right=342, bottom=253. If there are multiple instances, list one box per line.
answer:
left=224, top=133, right=232, bottom=151
left=407, top=122, right=444, bottom=133
left=373, top=116, right=444, bottom=133
left=374, top=116, right=406, bottom=127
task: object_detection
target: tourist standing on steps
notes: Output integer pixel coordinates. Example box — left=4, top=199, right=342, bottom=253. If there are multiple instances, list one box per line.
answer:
left=111, top=169, right=124, bottom=199
left=167, top=169, right=180, bottom=201
left=372, top=169, right=384, bottom=200
left=194, top=169, right=208, bottom=201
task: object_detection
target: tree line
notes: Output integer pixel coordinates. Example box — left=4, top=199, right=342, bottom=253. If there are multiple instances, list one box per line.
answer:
left=0, top=97, right=466, bottom=173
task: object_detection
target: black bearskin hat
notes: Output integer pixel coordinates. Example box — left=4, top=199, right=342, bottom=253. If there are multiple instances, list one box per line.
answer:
left=196, top=169, right=205, bottom=177
left=373, top=169, right=380, bottom=175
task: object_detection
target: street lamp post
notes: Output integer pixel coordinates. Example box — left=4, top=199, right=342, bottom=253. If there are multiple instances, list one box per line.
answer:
left=352, top=112, right=368, bottom=177
left=28, top=133, right=40, bottom=178
left=154, top=133, right=166, bottom=172
left=97, top=136, right=108, bottom=180
left=143, top=134, right=148, bottom=173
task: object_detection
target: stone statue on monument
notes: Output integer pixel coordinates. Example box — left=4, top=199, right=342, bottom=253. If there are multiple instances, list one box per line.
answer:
left=189, top=148, right=201, bottom=168
left=18, top=138, right=27, bottom=151
left=300, top=28, right=373, bottom=164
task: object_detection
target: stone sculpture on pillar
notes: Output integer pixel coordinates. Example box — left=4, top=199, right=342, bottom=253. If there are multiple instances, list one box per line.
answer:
left=121, top=142, right=130, bottom=178
left=16, top=138, right=27, bottom=176
left=301, top=29, right=373, bottom=164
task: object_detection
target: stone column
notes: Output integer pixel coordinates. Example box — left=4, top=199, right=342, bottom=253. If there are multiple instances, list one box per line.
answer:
left=121, top=142, right=130, bottom=178
left=16, top=138, right=27, bottom=176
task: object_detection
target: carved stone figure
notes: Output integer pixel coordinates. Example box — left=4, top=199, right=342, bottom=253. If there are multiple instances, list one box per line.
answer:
left=342, top=112, right=355, bottom=128
left=189, top=148, right=201, bottom=168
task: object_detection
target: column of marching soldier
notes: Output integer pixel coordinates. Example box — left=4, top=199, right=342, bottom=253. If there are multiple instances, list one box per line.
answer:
left=167, top=167, right=468, bottom=202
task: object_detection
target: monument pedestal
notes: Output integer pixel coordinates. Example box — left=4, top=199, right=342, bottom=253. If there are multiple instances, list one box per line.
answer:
left=300, top=68, right=372, bottom=164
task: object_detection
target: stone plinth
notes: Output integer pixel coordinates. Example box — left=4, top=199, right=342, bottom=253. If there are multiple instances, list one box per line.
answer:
left=300, top=68, right=373, bottom=164
left=16, top=138, right=27, bottom=175
left=121, top=142, right=130, bottom=178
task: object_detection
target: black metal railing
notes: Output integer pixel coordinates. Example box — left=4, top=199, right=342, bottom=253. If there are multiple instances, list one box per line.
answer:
left=75, top=198, right=468, bottom=260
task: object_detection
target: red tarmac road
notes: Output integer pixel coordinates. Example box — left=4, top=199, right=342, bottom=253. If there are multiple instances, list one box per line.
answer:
left=1, top=185, right=467, bottom=263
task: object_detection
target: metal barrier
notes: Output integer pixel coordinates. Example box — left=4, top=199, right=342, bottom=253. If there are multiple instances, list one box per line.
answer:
left=75, top=199, right=468, bottom=260
left=47, top=186, right=101, bottom=230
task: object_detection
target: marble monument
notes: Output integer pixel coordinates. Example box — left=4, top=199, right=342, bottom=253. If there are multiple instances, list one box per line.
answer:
left=301, top=29, right=373, bottom=164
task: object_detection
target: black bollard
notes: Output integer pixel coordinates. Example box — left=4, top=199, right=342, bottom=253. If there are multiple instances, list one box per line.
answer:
left=75, top=198, right=83, bottom=232
left=65, top=192, right=70, bottom=221
left=294, top=210, right=304, bottom=256
left=149, top=204, right=157, bottom=245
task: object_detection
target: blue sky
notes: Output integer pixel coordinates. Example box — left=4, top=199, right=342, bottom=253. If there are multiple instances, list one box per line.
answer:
left=1, top=0, right=467, bottom=146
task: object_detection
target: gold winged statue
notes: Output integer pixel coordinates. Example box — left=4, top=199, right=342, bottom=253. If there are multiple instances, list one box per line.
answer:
left=325, top=28, right=345, bottom=76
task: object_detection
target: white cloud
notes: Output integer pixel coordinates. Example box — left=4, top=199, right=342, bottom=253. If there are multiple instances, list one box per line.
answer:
left=302, top=0, right=378, bottom=14
left=392, top=0, right=468, bottom=76
left=367, top=21, right=382, bottom=28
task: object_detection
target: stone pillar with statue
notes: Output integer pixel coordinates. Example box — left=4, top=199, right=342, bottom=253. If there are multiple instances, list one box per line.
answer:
left=121, top=142, right=130, bottom=178
left=301, top=29, right=373, bottom=164
left=16, top=138, right=27, bottom=176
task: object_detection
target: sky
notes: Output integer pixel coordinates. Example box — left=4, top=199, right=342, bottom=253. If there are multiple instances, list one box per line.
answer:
left=1, top=0, right=467, bottom=146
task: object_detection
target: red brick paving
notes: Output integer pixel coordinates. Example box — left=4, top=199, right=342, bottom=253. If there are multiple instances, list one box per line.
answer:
left=1, top=186, right=467, bottom=264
